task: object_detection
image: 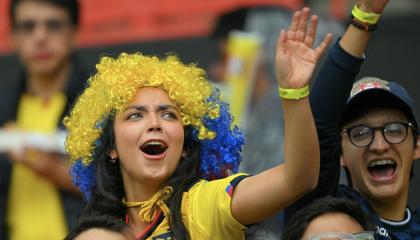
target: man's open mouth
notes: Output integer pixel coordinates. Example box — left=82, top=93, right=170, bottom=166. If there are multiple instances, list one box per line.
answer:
left=368, top=159, right=397, bottom=180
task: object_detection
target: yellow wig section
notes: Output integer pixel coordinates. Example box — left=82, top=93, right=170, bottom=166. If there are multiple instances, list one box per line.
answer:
left=64, top=53, right=219, bottom=165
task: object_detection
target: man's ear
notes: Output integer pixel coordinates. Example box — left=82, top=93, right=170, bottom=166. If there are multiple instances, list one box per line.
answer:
left=413, top=136, right=420, bottom=160
left=340, top=155, right=347, bottom=167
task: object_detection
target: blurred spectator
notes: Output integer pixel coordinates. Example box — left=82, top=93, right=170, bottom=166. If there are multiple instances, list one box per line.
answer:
left=210, top=5, right=343, bottom=177
left=282, top=196, right=376, bottom=240
left=209, top=8, right=249, bottom=84
left=209, top=13, right=284, bottom=239
left=244, top=7, right=343, bottom=239
left=209, top=6, right=285, bottom=181
left=209, top=6, right=344, bottom=239
left=0, top=0, right=88, bottom=239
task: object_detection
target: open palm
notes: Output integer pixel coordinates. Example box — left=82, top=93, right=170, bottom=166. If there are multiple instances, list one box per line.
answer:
left=276, top=8, right=332, bottom=89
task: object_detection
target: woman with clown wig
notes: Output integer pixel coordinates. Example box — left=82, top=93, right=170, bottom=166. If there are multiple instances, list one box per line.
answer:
left=64, top=7, right=331, bottom=239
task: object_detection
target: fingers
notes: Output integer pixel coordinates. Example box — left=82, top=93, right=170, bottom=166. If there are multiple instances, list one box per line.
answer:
left=276, top=29, right=287, bottom=55
left=314, top=33, right=333, bottom=59
left=295, top=7, right=311, bottom=42
left=8, top=150, right=23, bottom=163
left=304, top=15, right=318, bottom=47
left=288, top=7, right=318, bottom=44
left=284, top=6, right=331, bottom=57
left=287, top=10, right=301, bottom=41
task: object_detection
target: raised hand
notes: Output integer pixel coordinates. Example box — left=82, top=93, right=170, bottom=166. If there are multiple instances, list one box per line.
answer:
left=356, top=0, right=390, bottom=13
left=275, top=7, right=332, bottom=89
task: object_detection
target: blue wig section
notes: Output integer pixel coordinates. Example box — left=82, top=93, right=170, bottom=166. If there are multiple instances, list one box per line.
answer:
left=195, top=90, right=245, bottom=179
left=71, top=114, right=109, bottom=199
left=70, top=160, right=95, bottom=200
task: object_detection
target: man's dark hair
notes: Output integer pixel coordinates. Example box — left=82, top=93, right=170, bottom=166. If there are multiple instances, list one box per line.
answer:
left=64, top=214, right=129, bottom=240
left=282, top=196, right=375, bottom=240
left=10, top=0, right=80, bottom=28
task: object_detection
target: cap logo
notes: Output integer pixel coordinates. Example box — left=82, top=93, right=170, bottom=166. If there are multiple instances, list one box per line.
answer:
left=350, top=78, right=390, bottom=97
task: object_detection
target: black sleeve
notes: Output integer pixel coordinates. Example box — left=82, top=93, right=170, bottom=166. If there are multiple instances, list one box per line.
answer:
left=284, top=40, right=364, bottom=223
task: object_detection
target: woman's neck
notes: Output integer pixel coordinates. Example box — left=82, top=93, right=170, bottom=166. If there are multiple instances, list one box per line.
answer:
left=123, top=176, right=162, bottom=202
left=127, top=208, right=150, bottom=234
left=123, top=182, right=165, bottom=236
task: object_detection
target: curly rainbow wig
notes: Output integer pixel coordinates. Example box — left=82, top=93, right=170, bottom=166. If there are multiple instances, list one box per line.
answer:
left=64, top=53, right=244, bottom=198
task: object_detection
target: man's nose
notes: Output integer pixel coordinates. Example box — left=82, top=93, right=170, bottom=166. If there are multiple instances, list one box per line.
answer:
left=369, top=129, right=390, bottom=153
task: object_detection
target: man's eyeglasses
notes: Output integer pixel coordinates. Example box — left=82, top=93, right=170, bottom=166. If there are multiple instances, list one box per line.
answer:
left=341, top=122, right=415, bottom=148
left=309, top=231, right=375, bottom=240
left=13, top=19, right=71, bottom=35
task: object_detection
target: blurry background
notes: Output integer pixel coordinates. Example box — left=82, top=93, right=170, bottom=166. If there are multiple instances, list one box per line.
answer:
left=0, top=0, right=420, bottom=237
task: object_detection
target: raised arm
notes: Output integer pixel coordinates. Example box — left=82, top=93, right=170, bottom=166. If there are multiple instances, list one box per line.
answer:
left=285, top=0, right=389, bottom=223
left=340, top=0, right=388, bottom=57
left=231, top=7, right=332, bottom=225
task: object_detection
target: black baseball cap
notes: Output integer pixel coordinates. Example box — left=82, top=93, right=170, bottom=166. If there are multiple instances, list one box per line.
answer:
left=341, top=77, right=418, bottom=130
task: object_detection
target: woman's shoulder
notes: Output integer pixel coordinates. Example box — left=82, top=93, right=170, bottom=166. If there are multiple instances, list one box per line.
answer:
left=186, top=172, right=249, bottom=197
left=180, top=173, right=248, bottom=239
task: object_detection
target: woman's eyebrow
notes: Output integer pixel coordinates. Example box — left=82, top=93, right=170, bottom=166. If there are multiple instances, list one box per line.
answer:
left=157, top=104, right=177, bottom=111
left=124, top=104, right=178, bottom=112
left=124, top=105, right=147, bottom=112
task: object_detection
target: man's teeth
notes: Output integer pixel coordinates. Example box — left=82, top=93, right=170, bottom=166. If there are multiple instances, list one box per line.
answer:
left=368, top=160, right=395, bottom=167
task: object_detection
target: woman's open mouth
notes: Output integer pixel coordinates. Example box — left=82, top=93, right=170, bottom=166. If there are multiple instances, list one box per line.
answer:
left=140, top=140, right=168, bottom=156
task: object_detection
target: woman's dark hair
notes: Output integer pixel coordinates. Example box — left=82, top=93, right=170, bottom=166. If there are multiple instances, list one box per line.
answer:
left=10, top=0, right=80, bottom=28
left=282, top=196, right=375, bottom=240
left=80, top=115, right=201, bottom=240
left=64, top=214, right=130, bottom=240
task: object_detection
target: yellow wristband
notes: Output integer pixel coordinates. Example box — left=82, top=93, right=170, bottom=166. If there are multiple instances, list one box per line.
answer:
left=352, top=5, right=381, bottom=24
left=278, top=85, right=309, bottom=100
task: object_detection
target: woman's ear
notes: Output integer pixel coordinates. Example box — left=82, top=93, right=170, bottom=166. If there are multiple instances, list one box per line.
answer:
left=109, top=149, right=118, bottom=160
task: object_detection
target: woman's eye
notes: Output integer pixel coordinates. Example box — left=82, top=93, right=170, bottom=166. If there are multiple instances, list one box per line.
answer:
left=162, top=112, right=177, bottom=120
left=127, top=112, right=142, bottom=120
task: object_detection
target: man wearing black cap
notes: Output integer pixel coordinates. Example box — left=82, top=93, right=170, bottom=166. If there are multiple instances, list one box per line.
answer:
left=285, top=0, right=420, bottom=239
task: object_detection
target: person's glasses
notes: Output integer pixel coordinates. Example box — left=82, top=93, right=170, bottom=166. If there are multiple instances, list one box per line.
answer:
left=308, top=231, right=375, bottom=240
left=13, top=19, right=70, bottom=35
left=341, top=122, right=415, bottom=148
